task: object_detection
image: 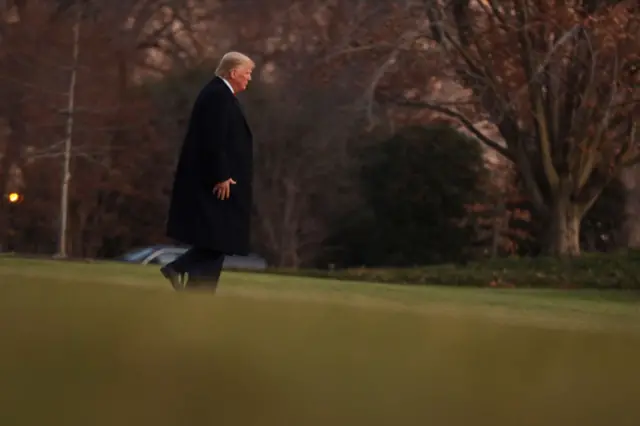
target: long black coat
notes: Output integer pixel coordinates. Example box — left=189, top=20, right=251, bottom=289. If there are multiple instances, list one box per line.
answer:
left=166, top=77, right=253, bottom=255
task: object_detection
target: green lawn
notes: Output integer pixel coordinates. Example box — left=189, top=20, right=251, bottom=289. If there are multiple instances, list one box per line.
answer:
left=1, top=257, right=640, bottom=425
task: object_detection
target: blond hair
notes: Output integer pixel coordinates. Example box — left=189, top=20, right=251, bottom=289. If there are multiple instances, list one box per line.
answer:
left=215, top=51, right=254, bottom=77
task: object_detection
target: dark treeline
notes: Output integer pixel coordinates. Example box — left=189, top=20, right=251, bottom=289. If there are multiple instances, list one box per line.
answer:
left=0, top=0, right=637, bottom=266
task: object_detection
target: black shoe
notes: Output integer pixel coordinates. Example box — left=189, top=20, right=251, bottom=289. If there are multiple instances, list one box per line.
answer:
left=160, top=265, right=183, bottom=290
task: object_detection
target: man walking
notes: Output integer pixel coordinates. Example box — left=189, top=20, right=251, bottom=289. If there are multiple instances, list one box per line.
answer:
left=161, top=51, right=255, bottom=291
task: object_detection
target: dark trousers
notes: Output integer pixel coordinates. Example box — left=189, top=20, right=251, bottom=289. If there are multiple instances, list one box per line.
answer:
left=167, top=247, right=225, bottom=290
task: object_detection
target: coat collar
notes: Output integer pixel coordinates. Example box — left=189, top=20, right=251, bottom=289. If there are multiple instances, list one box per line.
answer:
left=219, top=76, right=234, bottom=94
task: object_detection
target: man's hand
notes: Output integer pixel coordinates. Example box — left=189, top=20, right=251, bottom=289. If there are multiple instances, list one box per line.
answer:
left=213, top=178, right=236, bottom=200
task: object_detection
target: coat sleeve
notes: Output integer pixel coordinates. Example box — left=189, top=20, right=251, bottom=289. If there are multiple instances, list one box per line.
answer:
left=201, top=94, right=232, bottom=185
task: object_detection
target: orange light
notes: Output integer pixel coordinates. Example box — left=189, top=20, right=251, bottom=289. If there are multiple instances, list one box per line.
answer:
left=7, top=192, right=21, bottom=203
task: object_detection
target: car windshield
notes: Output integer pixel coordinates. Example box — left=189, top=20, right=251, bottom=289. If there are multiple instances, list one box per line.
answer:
left=121, top=247, right=155, bottom=262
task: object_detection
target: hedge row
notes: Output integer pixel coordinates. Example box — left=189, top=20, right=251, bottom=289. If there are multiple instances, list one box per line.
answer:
left=264, top=252, right=640, bottom=290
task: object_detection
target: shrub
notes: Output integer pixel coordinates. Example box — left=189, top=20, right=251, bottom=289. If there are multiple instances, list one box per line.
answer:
left=265, top=252, right=640, bottom=290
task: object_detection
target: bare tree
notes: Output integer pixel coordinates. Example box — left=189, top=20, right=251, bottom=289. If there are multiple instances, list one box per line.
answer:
left=335, top=0, right=640, bottom=256
left=248, top=67, right=364, bottom=267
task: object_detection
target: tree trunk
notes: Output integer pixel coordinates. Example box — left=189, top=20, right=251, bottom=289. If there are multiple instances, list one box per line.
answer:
left=544, top=195, right=583, bottom=257
left=55, top=6, right=80, bottom=258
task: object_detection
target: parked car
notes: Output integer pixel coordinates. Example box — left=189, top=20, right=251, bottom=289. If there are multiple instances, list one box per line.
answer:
left=116, top=245, right=267, bottom=271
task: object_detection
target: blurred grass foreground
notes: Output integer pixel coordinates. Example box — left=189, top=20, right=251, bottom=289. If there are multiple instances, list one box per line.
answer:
left=1, top=258, right=640, bottom=426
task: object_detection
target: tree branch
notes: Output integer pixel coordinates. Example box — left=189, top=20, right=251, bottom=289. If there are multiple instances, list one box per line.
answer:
left=394, top=99, right=511, bottom=159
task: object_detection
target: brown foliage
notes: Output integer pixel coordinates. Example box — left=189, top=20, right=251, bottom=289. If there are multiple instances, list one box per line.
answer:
left=331, top=0, right=639, bottom=255
left=0, top=0, right=177, bottom=256
left=1, top=0, right=373, bottom=261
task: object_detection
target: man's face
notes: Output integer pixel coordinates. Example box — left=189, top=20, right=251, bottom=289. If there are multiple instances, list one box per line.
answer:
left=229, top=64, right=253, bottom=93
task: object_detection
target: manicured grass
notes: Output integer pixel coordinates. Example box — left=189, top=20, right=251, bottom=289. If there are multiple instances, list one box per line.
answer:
left=1, top=257, right=640, bottom=425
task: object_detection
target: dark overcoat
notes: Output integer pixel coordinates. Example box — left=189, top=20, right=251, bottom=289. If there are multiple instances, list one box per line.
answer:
left=166, top=77, right=253, bottom=255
